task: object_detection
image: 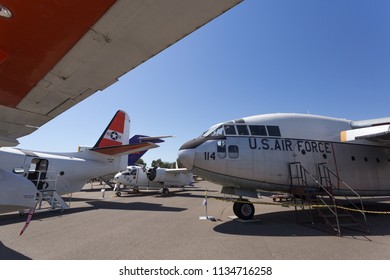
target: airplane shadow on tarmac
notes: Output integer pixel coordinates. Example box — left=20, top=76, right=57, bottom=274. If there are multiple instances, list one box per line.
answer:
left=213, top=201, right=390, bottom=238
left=0, top=200, right=187, bottom=226
left=0, top=242, right=31, bottom=260
left=0, top=186, right=207, bottom=227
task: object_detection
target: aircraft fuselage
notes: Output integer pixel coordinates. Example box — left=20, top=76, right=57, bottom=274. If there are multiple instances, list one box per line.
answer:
left=114, top=165, right=193, bottom=190
left=179, top=113, right=390, bottom=198
left=0, top=147, right=124, bottom=196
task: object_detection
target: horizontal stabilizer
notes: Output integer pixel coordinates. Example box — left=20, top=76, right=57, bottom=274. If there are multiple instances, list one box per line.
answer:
left=138, top=136, right=173, bottom=142
left=340, top=124, right=390, bottom=142
left=90, top=142, right=159, bottom=156
left=127, top=135, right=172, bottom=165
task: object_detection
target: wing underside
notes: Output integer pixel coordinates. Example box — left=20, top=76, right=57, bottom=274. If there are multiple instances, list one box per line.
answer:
left=0, top=0, right=242, bottom=146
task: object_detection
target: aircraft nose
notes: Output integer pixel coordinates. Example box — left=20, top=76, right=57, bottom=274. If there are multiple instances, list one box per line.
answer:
left=178, top=147, right=195, bottom=171
left=114, top=173, right=121, bottom=181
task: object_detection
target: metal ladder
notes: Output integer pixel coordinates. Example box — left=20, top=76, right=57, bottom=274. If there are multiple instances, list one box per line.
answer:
left=32, top=171, right=71, bottom=212
left=289, top=162, right=328, bottom=227
left=317, top=163, right=369, bottom=235
left=289, top=162, right=369, bottom=236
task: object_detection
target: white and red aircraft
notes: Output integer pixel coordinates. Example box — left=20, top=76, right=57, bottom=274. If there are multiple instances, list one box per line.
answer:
left=113, top=165, right=194, bottom=196
left=0, top=1, right=241, bottom=214
left=178, top=113, right=390, bottom=220
left=0, top=110, right=159, bottom=214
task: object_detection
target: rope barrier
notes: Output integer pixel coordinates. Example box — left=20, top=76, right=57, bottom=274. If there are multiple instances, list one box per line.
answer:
left=209, top=196, right=390, bottom=215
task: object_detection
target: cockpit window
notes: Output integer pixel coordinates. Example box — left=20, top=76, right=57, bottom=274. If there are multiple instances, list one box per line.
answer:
left=267, top=126, right=281, bottom=137
left=249, top=125, right=267, bottom=136
left=213, top=125, right=225, bottom=136
left=203, top=123, right=281, bottom=138
left=129, top=169, right=137, bottom=175
left=224, top=125, right=236, bottom=135
left=202, top=124, right=224, bottom=137
left=236, top=125, right=249, bottom=135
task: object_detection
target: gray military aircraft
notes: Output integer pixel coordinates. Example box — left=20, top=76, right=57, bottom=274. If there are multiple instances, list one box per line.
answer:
left=178, top=113, right=390, bottom=220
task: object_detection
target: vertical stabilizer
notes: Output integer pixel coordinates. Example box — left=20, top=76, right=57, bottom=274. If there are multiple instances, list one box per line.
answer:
left=127, top=135, right=166, bottom=165
left=93, top=110, right=130, bottom=148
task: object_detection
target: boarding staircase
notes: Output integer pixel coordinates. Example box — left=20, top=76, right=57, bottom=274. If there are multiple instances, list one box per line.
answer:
left=289, top=162, right=369, bottom=236
left=29, top=171, right=71, bottom=213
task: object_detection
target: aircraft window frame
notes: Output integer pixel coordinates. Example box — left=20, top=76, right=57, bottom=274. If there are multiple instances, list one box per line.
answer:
left=228, top=145, right=239, bottom=159
left=267, top=126, right=281, bottom=137
left=249, top=125, right=267, bottom=136
left=202, top=124, right=223, bottom=137
left=236, top=125, right=249, bottom=135
left=217, top=140, right=226, bottom=159
left=129, top=169, right=137, bottom=175
left=224, top=124, right=237, bottom=135
left=213, top=125, right=225, bottom=136
left=122, top=171, right=131, bottom=176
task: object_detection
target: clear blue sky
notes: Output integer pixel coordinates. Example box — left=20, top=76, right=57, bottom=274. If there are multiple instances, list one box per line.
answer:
left=18, top=0, right=390, bottom=166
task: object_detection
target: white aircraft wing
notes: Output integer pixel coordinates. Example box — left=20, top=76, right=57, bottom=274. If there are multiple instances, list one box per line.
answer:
left=341, top=117, right=390, bottom=144
left=0, top=0, right=242, bottom=147
left=165, top=168, right=191, bottom=174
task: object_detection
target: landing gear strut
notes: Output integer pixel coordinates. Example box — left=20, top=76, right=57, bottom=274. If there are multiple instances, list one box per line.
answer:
left=162, top=188, right=170, bottom=196
left=233, top=200, right=255, bottom=220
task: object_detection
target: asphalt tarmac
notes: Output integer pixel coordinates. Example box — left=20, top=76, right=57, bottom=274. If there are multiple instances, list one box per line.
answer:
left=1, top=180, right=390, bottom=260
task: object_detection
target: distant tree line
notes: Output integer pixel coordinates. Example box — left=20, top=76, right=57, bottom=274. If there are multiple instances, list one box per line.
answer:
left=136, top=158, right=184, bottom=169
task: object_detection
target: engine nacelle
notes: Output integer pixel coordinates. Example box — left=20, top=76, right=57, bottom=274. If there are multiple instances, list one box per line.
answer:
left=146, top=167, right=166, bottom=182
left=0, top=169, right=37, bottom=213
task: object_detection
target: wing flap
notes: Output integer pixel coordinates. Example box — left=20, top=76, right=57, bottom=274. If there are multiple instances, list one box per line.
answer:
left=0, top=106, right=50, bottom=146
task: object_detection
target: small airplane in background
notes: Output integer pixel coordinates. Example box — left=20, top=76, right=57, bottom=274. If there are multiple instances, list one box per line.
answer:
left=113, top=165, right=194, bottom=196
left=97, top=134, right=172, bottom=186
left=178, top=113, right=390, bottom=221
left=0, top=110, right=159, bottom=215
left=112, top=134, right=194, bottom=195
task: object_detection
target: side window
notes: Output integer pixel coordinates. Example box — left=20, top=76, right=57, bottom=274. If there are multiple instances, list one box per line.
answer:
left=249, top=125, right=267, bottom=136
left=224, top=125, right=237, bottom=135
left=236, top=125, right=249, bottom=135
left=217, top=140, right=226, bottom=159
left=130, top=169, right=137, bottom=175
left=267, top=126, right=281, bottom=137
left=228, top=145, right=239, bottom=159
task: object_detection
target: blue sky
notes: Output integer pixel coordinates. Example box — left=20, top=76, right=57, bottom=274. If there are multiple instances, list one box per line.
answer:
left=18, top=0, right=390, bottom=165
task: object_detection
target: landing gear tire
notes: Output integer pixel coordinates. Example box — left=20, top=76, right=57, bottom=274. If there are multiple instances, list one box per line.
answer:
left=233, top=201, right=255, bottom=220
left=115, top=192, right=121, bottom=197
left=162, top=188, right=169, bottom=196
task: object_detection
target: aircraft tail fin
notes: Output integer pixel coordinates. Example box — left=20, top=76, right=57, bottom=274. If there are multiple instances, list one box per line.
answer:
left=93, top=110, right=130, bottom=148
left=127, top=135, right=169, bottom=165
left=127, top=135, right=164, bottom=165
